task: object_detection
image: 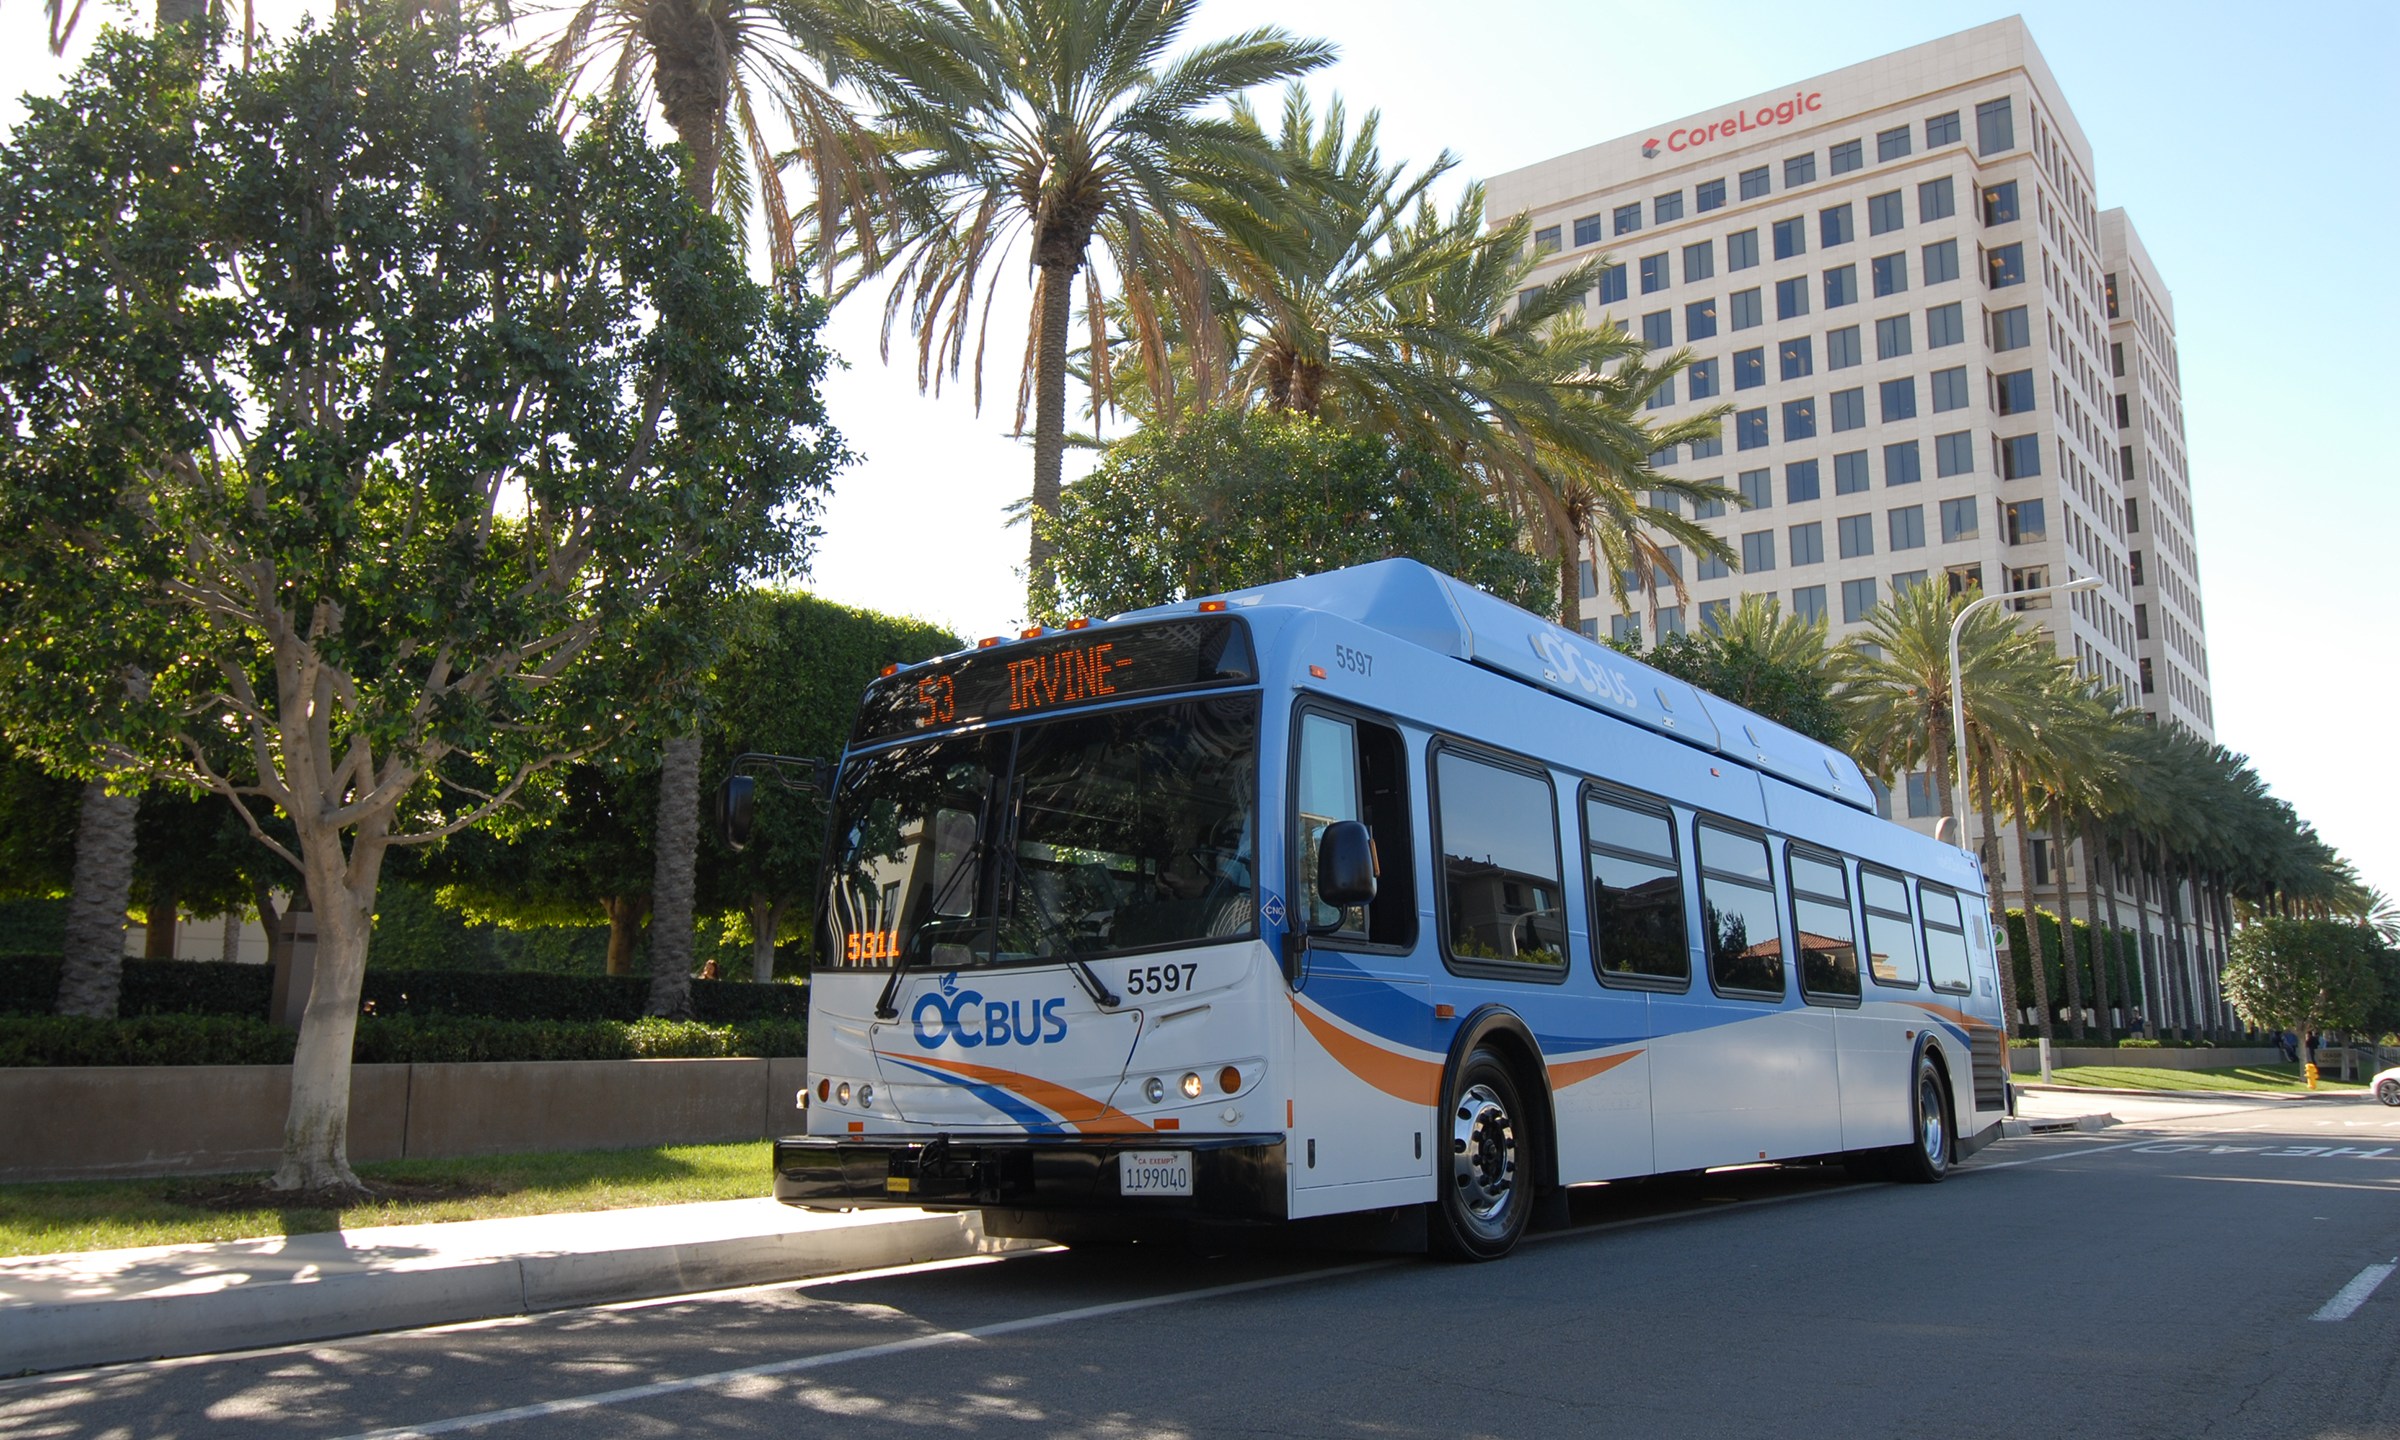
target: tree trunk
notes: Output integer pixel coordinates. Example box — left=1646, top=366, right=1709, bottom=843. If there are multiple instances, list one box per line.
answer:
left=57, top=780, right=140, bottom=1018
left=221, top=907, right=244, bottom=963
left=2010, top=773, right=2054, bottom=1044
left=2050, top=806, right=2083, bottom=1040
left=273, top=821, right=395, bottom=1193
left=1977, top=752, right=2016, bottom=1035
left=647, top=729, right=702, bottom=1019
left=2125, top=841, right=2154, bottom=1038
left=602, top=894, right=650, bottom=977
left=143, top=879, right=179, bottom=960
left=2161, top=858, right=2190, bottom=1041
left=2083, top=820, right=2114, bottom=1042
left=1026, top=256, right=1080, bottom=604
left=254, top=884, right=289, bottom=975
left=748, top=894, right=786, bottom=982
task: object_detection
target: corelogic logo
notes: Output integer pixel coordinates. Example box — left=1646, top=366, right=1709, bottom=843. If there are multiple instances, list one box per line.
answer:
left=1650, top=89, right=1824, bottom=157
left=913, top=974, right=1070, bottom=1050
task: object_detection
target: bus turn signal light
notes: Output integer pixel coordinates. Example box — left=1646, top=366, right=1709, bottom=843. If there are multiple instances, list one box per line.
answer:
left=1218, top=1066, right=1241, bottom=1094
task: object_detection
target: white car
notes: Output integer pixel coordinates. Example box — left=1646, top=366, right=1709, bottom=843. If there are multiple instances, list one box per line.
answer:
left=2378, top=1066, right=2400, bottom=1107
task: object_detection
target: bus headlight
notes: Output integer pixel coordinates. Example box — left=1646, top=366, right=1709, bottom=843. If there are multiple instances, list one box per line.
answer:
left=835, top=1082, right=852, bottom=1106
left=1181, top=1072, right=1204, bottom=1100
left=857, top=1084, right=874, bottom=1109
left=1143, top=1076, right=1166, bottom=1105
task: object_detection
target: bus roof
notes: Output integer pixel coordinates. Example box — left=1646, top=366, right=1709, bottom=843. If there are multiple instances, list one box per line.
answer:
left=1129, top=559, right=1878, bottom=815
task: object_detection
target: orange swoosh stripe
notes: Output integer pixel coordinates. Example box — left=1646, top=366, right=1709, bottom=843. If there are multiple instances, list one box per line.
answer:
left=1548, top=1049, right=1642, bottom=1088
left=1906, top=1000, right=1997, bottom=1031
left=878, top=1051, right=1151, bottom=1134
left=1291, top=998, right=1442, bottom=1105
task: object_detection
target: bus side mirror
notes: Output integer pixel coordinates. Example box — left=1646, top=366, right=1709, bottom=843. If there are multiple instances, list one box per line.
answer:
left=715, top=775, right=757, bottom=851
left=1317, top=820, right=1377, bottom=909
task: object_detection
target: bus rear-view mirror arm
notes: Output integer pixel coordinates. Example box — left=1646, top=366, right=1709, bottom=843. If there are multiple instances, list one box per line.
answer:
left=715, top=752, right=832, bottom=852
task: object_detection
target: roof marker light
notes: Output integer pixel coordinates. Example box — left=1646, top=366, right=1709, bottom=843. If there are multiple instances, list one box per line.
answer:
left=1065, top=618, right=1092, bottom=631
left=1308, top=665, right=1327, bottom=679
left=978, top=636, right=1002, bottom=649
left=1198, top=600, right=1228, bottom=613
left=880, top=664, right=899, bottom=677
left=1020, top=626, right=1044, bottom=639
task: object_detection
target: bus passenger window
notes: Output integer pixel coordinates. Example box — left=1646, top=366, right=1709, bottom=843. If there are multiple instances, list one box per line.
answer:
left=1697, top=823, right=1784, bottom=997
left=1295, top=711, right=1415, bottom=946
left=1585, top=790, right=1689, bottom=983
left=1861, top=868, right=1919, bottom=986
left=1920, top=883, right=1972, bottom=992
left=1435, top=750, right=1564, bottom=971
left=1788, top=848, right=1859, bottom=1001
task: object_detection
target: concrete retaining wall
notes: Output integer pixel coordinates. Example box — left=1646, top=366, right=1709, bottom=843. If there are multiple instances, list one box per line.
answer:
left=0, top=1057, right=811, bottom=1183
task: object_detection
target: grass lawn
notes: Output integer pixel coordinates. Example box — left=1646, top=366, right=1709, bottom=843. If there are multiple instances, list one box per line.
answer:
left=2028, top=1062, right=2369, bottom=1094
left=0, top=1141, right=773, bottom=1259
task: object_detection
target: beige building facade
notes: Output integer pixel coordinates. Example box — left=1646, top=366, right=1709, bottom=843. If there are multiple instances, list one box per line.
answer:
left=1488, top=16, right=2213, bottom=828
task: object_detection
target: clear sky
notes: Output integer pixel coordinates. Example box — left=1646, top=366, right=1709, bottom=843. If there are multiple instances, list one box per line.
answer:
left=5, top=1, right=2393, bottom=899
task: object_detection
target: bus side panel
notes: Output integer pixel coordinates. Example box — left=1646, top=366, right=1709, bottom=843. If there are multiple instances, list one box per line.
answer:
left=1650, top=1003, right=1844, bottom=1170
left=1287, top=963, right=1437, bottom=1205
left=1543, top=988, right=1657, bottom=1183
left=1835, top=999, right=1920, bottom=1150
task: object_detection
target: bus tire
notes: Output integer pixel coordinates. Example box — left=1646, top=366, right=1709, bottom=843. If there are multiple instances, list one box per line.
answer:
left=1429, top=1047, right=1536, bottom=1261
left=1886, top=1051, right=1953, bottom=1184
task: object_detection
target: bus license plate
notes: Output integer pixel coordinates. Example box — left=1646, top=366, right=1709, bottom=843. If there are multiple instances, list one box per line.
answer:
left=1118, top=1151, right=1194, bottom=1197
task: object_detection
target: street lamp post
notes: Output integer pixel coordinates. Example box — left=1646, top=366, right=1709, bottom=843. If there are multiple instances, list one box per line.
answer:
left=1947, top=574, right=2100, bottom=1084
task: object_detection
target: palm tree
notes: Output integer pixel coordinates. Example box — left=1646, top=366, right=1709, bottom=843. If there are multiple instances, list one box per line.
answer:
left=835, top=0, right=1334, bottom=602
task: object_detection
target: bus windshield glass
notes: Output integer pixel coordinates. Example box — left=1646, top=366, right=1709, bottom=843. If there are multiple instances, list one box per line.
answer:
left=820, top=695, right=1258, bottom=970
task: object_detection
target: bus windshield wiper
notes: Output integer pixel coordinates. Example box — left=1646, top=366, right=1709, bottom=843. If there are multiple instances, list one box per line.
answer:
left=873, top=836, right=987, bottom=1021
left=996, top=843, right=1120, bottom=1011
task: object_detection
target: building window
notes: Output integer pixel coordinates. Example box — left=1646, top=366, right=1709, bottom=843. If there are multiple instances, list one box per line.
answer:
left=1820, top=204, right=1854, bottom=248
left=1646, top=374, right=1677, bottom=411
left=1786, top=458, right=1821, bottom=503
left=1871, top=251, right=1909, bottom=297
left=1780, top=335, right=1815, bottom=380
left=1838, top=512, right=1875, bottom=559
left=1736, top=407, right=1769, bottom=449
left=1834, top=449, right=1870, bottom=493
left=1734, top=347, right=1766, bottom=390
left=1877, top=126, right=1912, bottom=162
left=1985, top=241, right=2025, bottom=288
left=1940, top=496, right=1978, bottom=541
left=1945, top=562, right=1984, bottom=598
left=1578, top=557, right=1598, bottom=598
left=1875, top=313, right=1913, bottom=359
left=2140, top=657, right=2154, bottom=694
left=1827, top=325, right=1862, bottom=369
left=1700, top=597, right=1731, bottom=629
left=2134, top=602, right=2148, bottom=639
left=1739, top=166, right=1772, bottom=201
left=1742, top=529, right=1777, bottom=572
left=1686, top=298, right=1719, bottom=340
left=1518, top=287, right=1543, bottom=314
left=2105, top=272, right=2121, bottom=320
left=1614, top=202, right=1643, bottom=235
left=1980, top=180, right=2019, bottom=226
left=1866, top=190, right=1905, bottom=237
left=1789, top=521, right=1824, bottom=565
left=1823, top=264, right=1858, bottom=309
left=1613, top=613, right=1640, bottom=644
left=1782, top=397, right=1817, bottom=441
left=1994, top=369, right=2035, bottom=415
left=1641, top=253, right=1670, bottom=294
left=1728, top=229, right=1760, bottom=271
left=1990, top=305, right=2029, bottom=350
left=1655, top=190, right=1685, bottom=225
left=1930, top=366, right=1969, bottom=413
left=1935, top=430, right=1974, bottom=477
left=1688, top=357, right=1719, bottom=399
left=1697, top=178, right=1727, bottom=213
left=1891, top=569, right=1927, bottom=598
left=1698, top=552, right=1730, bottom=581
left=1879, top=376, right=1917, bottom=421
left=1888, top=504, right=1926, bottom=551
left=1695, top=493, right=1726, bottom=519
left=1642, top=310, right=1673, bottom=348
left=2130, top=550, right=2144, bottom=585
left=1841, top=576, right=1877, bottom=623
left=1776, top=276, right=1810, bottom=319
left=1649, top=442, right=1677, bottom=464
left=2116, top=393, right=2131, bottom=428
left=1657, top=604, right=1686, bottom=636
left=2125, top=497, right=2141, bottom=533
left=1926, top=110, right=1961, bottom=148
left=1683, top=240, right=1716, bottom=283
left=1534, top=225, right=1562, bottom=255
left=1923, top=239, right=1961, bottom=285
left=1772, top=216, right=1807, bottom=260
left=1918, top=175, right=1955, bottom=223
left=1574, top=213, right=1604, bottom=247
left=1884, top=440, right=1922, bottom=485
left=1927, top=301, right=1966, bottom=348
left=1731, top=288, right=1763, bottom=330
left=1689, top=433, right=1723, bottom=460
left=1598, top=263, right=1628, bottom=305
left=2006, top=562, right=2050, bottom=605
left=1785, top=153, right=1816, bottom=187
left=1739, top=468, right=1773, bottom=510
left=1999, top=433, right=2042, bottom=478
left=1904, top=771, right=1940, bottom=819
left=1791, top=584, right=1826, bottom=624
left=1829, top=387, right=1865, bottom=432
left=1975, top=97, right=2015, bottom=155
left=1829, top=139, right=1863, bottom=176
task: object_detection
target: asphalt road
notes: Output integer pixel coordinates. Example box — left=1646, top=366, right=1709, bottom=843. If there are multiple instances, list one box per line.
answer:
left=5, top=1095, right=2396, bottom=1440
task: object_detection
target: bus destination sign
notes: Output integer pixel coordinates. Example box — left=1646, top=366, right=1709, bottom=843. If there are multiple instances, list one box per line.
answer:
left=853, top=617, right=1255, bottom=744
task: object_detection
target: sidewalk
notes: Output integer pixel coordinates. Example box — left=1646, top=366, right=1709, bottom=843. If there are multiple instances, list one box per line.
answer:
left=1999, top=1085, right=2121, bottom=1137
left=0, top=1198, right=1023, bottom=1377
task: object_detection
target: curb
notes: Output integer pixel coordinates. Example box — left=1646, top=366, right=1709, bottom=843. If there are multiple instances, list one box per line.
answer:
left=2012, top=1084, right=2371, bottom=1101
left=2, top=1208, right=1023, bottom=1377
left=1999, top=1112, right=2116, bottom=1137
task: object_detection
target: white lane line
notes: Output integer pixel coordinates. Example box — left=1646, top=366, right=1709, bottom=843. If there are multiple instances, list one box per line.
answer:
left=327, top=1259, right=1394, bottom=1439
left=1968, top=1135, right=2168, bottom=1171
left=2311, top=1261, right=2397, bottom=1322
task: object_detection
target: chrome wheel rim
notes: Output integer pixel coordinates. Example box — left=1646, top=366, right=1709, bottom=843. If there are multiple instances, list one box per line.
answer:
left=1450, top=1082, right=1518, bottom=1230
left=2379, top=1079, right=2400, bottom=1107
left=1918, top=1070, right=1947, bottom=1167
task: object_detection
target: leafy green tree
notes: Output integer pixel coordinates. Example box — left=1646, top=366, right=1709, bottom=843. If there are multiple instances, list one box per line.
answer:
left=0, top=19, right=840, bottom=1189
left=2224, top=918, right=2382, bottom=1059
left=836, top=0, right=1333, bottom=601
left=1630, top=595, right=1842, bottom=746
left=1038, top=408, right=1553, bottom=620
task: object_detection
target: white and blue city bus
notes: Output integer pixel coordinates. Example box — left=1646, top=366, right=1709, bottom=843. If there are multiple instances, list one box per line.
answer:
left=755, top=559, right=2009, bottom=1260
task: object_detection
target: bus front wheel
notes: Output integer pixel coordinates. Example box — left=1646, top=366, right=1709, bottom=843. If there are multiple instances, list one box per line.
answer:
left=1430, top=1048, right=1536, bottom=1261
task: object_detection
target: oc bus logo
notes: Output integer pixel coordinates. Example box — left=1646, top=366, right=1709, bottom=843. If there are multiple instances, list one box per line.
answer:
left=912, top=988, right=1070, bottom=1049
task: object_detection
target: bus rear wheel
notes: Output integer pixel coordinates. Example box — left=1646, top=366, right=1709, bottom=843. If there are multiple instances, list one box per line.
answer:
left=1430, top=1048, right=1536, bottom=1261
left=1884, top=1053, right=1952, bottom=1184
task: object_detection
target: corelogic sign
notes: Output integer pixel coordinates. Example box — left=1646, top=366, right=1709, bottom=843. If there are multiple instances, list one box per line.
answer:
left=1642, top=90, right=1824, bottom=158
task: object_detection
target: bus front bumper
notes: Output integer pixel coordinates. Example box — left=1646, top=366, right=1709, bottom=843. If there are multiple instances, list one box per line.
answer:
left=772, top=1132, right=1289, bottom=1220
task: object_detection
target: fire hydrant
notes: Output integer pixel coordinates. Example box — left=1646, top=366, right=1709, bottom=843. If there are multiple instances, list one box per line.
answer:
left=2305, top=1062, right=2319, bottom=1091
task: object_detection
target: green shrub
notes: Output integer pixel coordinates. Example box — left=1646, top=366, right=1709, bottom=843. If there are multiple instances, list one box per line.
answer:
left=0, top=1011, right=806, bottom=1066
left=0, top=953, right=61, bottom=1014
left=123, top=958, right=275, bottom=1017
left=0, top=1013, right=297, bottom=1066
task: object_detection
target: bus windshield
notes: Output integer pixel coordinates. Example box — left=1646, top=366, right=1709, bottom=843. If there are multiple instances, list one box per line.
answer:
left=820, top=695, right=1258, bottom=970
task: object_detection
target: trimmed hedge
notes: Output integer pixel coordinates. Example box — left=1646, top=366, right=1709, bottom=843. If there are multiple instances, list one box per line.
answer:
left=0, top=955, right=807, bottom=1024
left=2005, top=908, right=2144, bottom=1018
left=0, top=1012, right=806, bottom=1067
